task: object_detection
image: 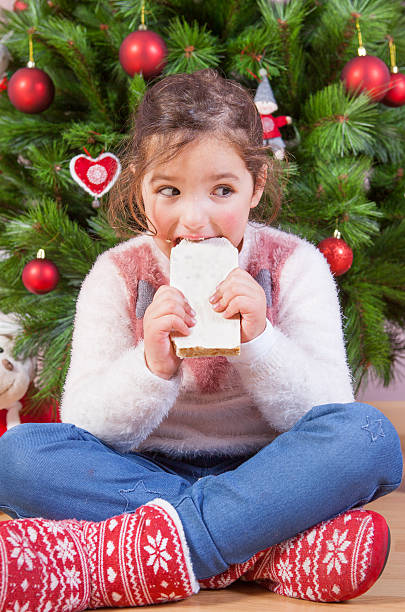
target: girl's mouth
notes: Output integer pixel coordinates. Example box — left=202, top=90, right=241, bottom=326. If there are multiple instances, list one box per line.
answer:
left=173, top=236, right=220, bottom=246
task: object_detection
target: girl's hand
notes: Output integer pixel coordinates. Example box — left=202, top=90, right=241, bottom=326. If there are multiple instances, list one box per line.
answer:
left=209, top=268, right=267, bottom=343
left=143, top=286, right=195, bottom=379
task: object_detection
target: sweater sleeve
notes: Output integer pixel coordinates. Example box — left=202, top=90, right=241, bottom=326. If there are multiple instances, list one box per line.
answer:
left=60, top=252, right=181, bottom=452
left=274, top=115, right=288, bottom=128
left=228, top=240, right=354, bottom=431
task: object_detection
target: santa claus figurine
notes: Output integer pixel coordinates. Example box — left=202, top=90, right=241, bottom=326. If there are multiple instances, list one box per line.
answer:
left=254, top=68, right=292, bottom=159
left=0, top=312, right=59, bottom=437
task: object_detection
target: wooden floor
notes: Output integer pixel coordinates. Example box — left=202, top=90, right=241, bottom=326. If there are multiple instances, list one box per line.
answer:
left=0, top=399, right=404, bottom=610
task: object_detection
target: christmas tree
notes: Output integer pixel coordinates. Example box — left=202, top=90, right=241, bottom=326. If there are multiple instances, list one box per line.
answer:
left=0, top=0, right=404, bottom=410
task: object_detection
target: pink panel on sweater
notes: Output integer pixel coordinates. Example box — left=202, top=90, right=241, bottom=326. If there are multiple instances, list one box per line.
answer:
left=111, top=243, right=168, bottom=343
left=246, top=229, right=299, bottom=326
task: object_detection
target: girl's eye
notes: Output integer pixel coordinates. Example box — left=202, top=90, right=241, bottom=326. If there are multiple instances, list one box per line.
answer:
left=214, top=186, right=233, bottom=197
left=159, top=186, right=180, bottom=196
left=0, top=347, right=3, bottom=353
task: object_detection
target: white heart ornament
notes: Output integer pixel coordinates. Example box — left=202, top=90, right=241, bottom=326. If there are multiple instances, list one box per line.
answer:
left=69, top=152, right=121, bottom=198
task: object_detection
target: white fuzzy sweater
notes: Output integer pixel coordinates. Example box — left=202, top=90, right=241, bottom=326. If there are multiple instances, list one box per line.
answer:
left=60, top=223, right=354, bottom=457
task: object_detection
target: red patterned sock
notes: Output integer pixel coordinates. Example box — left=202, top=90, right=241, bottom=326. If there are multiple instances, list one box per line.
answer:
left=244, top=509, right=390, bottom=602
left=200, top=509, right=390, bottom=603
left=0, top=498, right=199, bottom=611
left=198, top=550, right=264, bottom=591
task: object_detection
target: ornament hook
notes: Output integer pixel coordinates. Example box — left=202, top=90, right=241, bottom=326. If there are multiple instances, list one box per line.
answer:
left=27, top=29, right=35, bottom=68
left=355, top=18, right=366, bottom=56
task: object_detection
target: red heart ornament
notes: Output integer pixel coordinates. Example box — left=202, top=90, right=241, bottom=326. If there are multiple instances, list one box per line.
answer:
left=69, top=152, right=121, bottom=197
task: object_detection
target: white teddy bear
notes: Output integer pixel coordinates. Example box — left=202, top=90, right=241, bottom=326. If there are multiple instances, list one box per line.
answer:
left=0, top=313, right=36, bottom=434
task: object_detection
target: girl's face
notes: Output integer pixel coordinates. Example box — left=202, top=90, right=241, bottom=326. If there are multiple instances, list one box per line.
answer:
left=141, top=136, right=265, bottom=258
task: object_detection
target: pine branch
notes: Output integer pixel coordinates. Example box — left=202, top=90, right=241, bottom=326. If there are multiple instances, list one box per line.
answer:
left=302, top=83, right=378, bottom=159
left=73, top=0, right=116, bottom=30
left=0, top=154, right=34, bottom=202
left=13, top=298, right=74, bottom=405
left=110, top=0, right=165, bottom=32
left=372, top=106, right=405, bottom=165
left=0, top=199, right=107, bottom=287
left=36, top=17, right=112, bottom=121
left=0, top=111, right=67, bottom=150
left=168, top=0, right=260, bottom=39
left=257, top=0, right=309, bottom=108
left=344, top=290, right=392, bottom=392
left=25, top=142, right=72, bottom=192
left=127, top=73, right=147, bottom=111
left=226, top=25, right=284, bottom=82
left=164, top=17, right=223, bottom=74
left=368, top=219, right=405, bottom=261
left=61, top=122, right=122, bottom=152
left=87, top=208, right=121, bottom=250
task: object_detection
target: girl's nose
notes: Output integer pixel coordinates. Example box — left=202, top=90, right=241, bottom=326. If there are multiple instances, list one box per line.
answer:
left=180, top=200, right=206, bottom=230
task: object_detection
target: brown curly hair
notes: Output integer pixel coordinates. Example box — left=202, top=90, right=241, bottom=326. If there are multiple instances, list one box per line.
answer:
left=108, top=69, right=282, bottom=237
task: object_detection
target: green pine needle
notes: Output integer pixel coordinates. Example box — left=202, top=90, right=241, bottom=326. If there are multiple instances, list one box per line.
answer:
left=164, top=17, right=224, bottom=74
left=302, top=82, right=378, bottom=159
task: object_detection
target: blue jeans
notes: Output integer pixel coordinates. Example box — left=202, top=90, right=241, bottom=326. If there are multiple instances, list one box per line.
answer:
left=0, top=402, right=402, bottom=580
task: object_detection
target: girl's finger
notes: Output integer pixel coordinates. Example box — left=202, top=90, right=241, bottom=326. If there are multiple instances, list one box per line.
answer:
left=157, top=314, right=193, bottom=336
left=209, top=291, right=220, bottom=304
left=151, top=295, right=194, bottom=319
left=221, top=296, right=249, bottom=318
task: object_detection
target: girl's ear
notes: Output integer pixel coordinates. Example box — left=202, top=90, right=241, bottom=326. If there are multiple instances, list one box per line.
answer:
left=255, top=164, right=268, bottom=192
left=250, top=164, right=267, bottom=209
left=129, top=163, right=136, bottom=175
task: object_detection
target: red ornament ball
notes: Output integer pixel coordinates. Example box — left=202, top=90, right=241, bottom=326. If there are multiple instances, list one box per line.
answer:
left=341, top=55, right=390, bottom=102
left=22, top=255, right=59, bottom=294
left=0, top=75, right=8, bottom=93
left=119, top=30, right=167, bottom=79
left=13, top=0, right=28, bottom=10
left=318, top=237, right=353, bottom=276
left=382, top=72, right=405, bottom=107
left=8, top=67, right=54, bottom=114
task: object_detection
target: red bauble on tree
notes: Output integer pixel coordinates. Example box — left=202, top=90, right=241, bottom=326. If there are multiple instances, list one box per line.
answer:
left=0, top=75, right=7, bottom=93
left=8, top=67, right=54, bottom=114
left=382, top=72, right=405, bottom=108
left=13, top=0, right=28, bottom=10
left=119, top=29, right=167, bottom=79
left=318, top=233, right=353, bottom=277
left=382, top=38, right=405, bottom=108
left=341, top=55, right=390, bottom=102
left=22, top=250, right=60, bottom=294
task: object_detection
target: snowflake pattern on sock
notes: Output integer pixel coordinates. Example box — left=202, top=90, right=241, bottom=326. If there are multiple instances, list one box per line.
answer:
left=0, top=517, right=90, bottom=612
left=199, top=509, right=389, bottom=603
left=0, top=499, right=199, bottom=611
left=243, top=509, right=389, bottom=602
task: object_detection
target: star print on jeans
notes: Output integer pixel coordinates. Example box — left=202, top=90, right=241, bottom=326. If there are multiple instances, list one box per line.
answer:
left=361, top=416, right=385, bottom=442
left=119, top=481, right=158, bottom=513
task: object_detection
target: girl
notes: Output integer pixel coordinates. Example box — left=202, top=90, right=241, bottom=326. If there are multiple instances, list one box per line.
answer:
left=0, top=69, right=402, bottom=611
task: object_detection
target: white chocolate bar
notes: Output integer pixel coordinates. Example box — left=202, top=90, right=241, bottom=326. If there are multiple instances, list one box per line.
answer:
left=170, top=238, right=241, bottom=357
